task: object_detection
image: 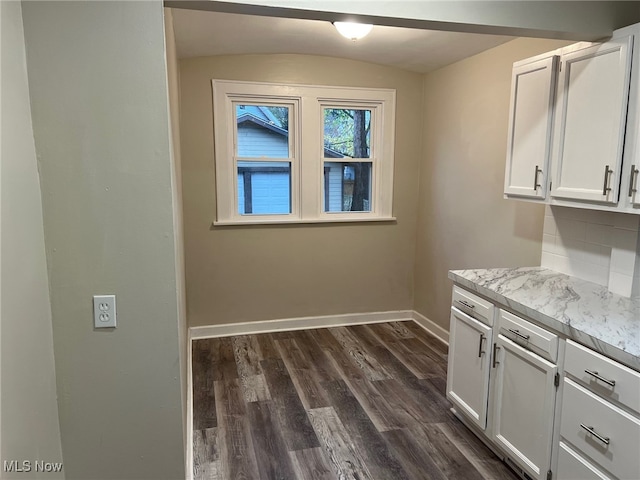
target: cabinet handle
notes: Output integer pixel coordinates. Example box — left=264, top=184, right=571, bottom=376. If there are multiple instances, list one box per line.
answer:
left=584, top=369, right=616, bottom=387
left=478, top=334, right=485, bottom=358
left=629, top=164, right=639, bottom=197
left=602, top=165, right=613, bottom=196
left=580, top=424, right=610, bottom=445
left=508, top=328, right=530, bottom=341
left=457, top=300, right=475, bottom=309
left=533, top=165, right=542, bottom=190
left=492, top=343, right=500, bottom=368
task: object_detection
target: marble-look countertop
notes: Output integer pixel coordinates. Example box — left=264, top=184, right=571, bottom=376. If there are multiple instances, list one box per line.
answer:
left=448, top=267, right=640, bottom=372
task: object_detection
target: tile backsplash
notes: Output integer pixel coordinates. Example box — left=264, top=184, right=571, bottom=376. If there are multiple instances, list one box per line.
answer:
left=541, top=206, right=640, bottom=297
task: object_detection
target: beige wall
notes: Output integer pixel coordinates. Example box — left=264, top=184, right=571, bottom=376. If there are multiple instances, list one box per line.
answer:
left=22, top=2, right=185, bottom=478
left=413, top=38, right=572, bottom=331
left=180, top=54, right=423, bottom=326
left=0, top=2, right=64, bottom=476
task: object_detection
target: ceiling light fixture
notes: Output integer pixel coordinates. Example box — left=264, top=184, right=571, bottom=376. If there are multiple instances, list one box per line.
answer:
left=333, top=21, right=373, bottom=41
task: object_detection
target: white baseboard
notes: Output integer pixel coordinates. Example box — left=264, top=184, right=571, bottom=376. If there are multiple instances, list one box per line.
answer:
left=189, top=310, right=415, bottom=340
left=411, top=311, right=449, bottom=345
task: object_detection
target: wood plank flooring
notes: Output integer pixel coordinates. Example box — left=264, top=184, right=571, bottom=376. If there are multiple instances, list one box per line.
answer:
left=192, top=321, right=518, bottom=480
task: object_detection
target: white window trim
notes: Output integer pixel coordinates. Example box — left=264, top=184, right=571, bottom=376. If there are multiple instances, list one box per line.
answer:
left=212, top=79, right=396, bottom=225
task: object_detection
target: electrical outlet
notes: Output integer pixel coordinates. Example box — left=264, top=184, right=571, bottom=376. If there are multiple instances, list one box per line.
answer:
left=93, top=295, right=116, bottom=328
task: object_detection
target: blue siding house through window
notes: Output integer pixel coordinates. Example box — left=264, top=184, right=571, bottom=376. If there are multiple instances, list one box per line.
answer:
left=236, top=107, right=291, bottom=214
left=235, top=105, right=345, bottom=215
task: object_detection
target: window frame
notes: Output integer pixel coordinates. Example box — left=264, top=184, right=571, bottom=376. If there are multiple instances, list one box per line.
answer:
left=212, top=80, right=396, bottom=225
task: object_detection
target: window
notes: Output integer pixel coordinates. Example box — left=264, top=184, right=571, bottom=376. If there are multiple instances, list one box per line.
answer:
left=212, top=80, right=395, bottom=224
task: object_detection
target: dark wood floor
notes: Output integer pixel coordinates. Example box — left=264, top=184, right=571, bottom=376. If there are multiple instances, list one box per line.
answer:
left=192, top=321, right=518, bottom=480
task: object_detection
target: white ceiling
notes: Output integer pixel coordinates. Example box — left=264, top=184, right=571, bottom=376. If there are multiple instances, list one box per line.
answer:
left=171, top=8, right=514, bottom=73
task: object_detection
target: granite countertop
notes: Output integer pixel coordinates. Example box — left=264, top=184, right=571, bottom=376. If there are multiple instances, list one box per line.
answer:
left=448, top=267, right=640, bottom=371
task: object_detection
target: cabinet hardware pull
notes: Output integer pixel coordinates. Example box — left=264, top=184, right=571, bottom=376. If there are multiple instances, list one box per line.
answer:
left=602, top=165, right=613, bottom=196
left=458, top=300, right=475, bottom=309
left=580, top=424, right=610, bottom=445
left=478, top=334, right=485, bottom=358
left=492, top=343, right=500, bottom=368
left=584, top=369, right=616, bottom=387
left=508, top=328, right=530, bottom=341
left=629, top=164, right=639, bottom=197
left=533, top=165, right=542, bottom=190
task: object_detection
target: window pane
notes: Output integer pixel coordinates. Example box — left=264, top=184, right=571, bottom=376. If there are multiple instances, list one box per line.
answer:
left=324, top=162, right=372, bottom=212
left=323, top=108, right=371, bottom=158
left=237, top=162, right=291, bottom=215
left=235, top=104, right=289, bottom=158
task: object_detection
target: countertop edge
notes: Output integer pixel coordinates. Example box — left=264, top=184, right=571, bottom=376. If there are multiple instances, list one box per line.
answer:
left=448, top=270, right=640, bottom=372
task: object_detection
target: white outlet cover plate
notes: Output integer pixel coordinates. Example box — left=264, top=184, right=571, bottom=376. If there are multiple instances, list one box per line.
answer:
left=93, top=295, right=116, bottom=328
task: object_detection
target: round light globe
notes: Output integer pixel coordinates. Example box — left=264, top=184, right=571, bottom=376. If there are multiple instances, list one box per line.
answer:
left=333, top=22, right=373, bottom=41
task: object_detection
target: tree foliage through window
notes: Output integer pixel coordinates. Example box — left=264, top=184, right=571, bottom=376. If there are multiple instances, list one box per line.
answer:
left=324, top=109, right=371, bottom=211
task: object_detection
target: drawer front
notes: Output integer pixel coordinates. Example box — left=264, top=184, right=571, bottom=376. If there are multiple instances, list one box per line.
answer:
left=557, top=441, right=611, bottom=480
left=565, top=339, right=640, bottom=416
left=560, top=378, right=640, bottom=480
left=498, top=309, right=558, bottom=362
left=452, top=286, right=494, bottom=326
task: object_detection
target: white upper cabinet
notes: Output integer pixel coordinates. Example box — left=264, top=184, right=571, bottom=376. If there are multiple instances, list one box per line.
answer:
left=504, top=24, right=640, bottom=214
left=551, top=37, right=633, bottom=204
left=504, top=55, right=558, bottom=199
left=618, top=25, right=640, bottom=209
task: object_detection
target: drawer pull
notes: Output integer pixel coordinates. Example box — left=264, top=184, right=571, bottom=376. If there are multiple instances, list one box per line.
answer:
left=478, top=334, right=485, bottom=358
left=457, top=300, right=475, bottom=309
left=584, top=369, right=616, bottom=387
left=580, top=424, right=610, bottom=445
left=508, top=328, right=530, bottom=341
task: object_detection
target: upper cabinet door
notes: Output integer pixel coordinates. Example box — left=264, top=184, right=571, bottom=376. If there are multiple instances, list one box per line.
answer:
left=551, top=37, right=633, bottom=203
left=504, top=56, right=558, bottom=199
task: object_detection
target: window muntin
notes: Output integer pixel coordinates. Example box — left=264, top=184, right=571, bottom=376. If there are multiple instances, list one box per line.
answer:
left=212, top=80, right=395, bottom=224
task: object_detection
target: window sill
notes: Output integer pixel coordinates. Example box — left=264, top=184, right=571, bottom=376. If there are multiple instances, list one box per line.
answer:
left=213, top=216, right=397, bottom=226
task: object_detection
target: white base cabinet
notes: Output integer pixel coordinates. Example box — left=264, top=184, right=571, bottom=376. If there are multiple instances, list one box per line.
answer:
left=447, top=285, right=640, bottom=480
left=446, top=286, right=560, bottom=480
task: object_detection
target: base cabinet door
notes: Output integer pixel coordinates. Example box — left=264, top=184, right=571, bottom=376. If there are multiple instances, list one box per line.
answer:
left=491, top=335, right=557, bottom=480
left=446, top=307, right=492, bottom=429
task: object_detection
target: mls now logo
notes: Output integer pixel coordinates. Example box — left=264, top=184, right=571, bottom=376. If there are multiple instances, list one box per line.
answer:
left=4, top=460, right=63, bottom=473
